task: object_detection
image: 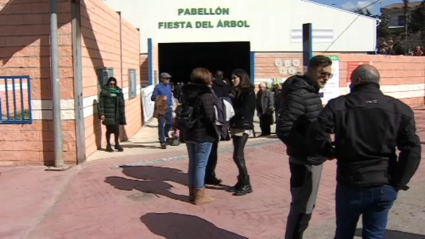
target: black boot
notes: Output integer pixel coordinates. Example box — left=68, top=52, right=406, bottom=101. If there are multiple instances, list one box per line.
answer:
left=106, top=144, right=113, bottom=152
left=233, top=175, right=253, bottom=196
left=115, top=144, right=124, bottom=152
left=205, top=177, right=222, bottom=185
left=226, top=175, right=243, bottom=192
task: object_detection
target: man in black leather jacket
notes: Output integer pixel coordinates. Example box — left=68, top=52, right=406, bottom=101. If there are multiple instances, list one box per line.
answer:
left=276, top=55, right=333, bottom=239
left=308, top=64, right=421, bottom=239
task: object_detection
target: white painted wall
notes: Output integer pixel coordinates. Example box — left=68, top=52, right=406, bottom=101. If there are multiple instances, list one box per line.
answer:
left=104, top=0, right=377, bottom=53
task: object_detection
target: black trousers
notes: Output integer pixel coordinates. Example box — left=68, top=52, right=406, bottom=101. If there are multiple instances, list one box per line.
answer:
left=232, top=134, right=249, bottom=177
left=105, top=124, right=120, bottom=145
left=259, top=114, right=272, bottom=135
left=205, top=140, right=219, bottom=180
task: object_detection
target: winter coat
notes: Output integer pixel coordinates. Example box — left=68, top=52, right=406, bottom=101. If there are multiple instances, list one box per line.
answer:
left=181, top=83, right=219, bottom=143
left=230, top=87, right=256, bottom=130
left=212, top=78, right=231, bottom=98
left=276, top=74, right=323, bottom=162
left=256, top=89, right=274, bottom=115
left=98, top=86, right=126, bottom=126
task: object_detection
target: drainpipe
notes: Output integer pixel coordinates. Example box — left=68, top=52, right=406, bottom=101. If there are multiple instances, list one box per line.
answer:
left=50, top=0, right=65, bottom=169
left=118, top=11, right=124, bottom=88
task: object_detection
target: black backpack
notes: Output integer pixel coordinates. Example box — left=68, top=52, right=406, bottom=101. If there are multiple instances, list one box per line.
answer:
left=176, top=100, right=199, bottom=130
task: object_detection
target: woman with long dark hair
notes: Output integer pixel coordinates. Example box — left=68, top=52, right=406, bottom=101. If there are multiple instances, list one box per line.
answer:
left=227, top=69, right=256, bottom=196
left=98, top=77, right=126, bottom=152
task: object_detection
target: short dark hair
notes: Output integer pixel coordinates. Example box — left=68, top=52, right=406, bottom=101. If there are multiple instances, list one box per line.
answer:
left=190, top=68, right=213, bottom=85
left=232, top=69, right=254, bottom=89
left=308, top=55, right=332, bottom=70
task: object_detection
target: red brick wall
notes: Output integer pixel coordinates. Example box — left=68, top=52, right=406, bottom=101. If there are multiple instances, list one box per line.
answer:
left=140, top=54, right=149, bottom=87
left=81, top=0, right=142, bottom=158
left=0, top=0, right=75, bottom=166
left=255, top=53, right=425, bottom=107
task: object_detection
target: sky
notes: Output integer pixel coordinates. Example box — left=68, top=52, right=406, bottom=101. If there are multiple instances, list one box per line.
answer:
left=311, top=0, right=407, bottom=14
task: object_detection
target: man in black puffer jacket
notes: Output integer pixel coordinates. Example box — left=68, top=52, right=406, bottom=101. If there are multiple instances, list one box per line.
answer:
left=212, top=70, right=231, bottom=98
left=276, top=55, right=333, bottom=239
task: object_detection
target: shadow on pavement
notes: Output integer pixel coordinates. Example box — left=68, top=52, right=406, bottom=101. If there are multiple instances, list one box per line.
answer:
left=140, top=212, right=249, bottom=239
left=355, top=229, right=425, bottom=238
left=104, top=166, right=189, bottom=202
left=121, top=144, right=162, bottom=149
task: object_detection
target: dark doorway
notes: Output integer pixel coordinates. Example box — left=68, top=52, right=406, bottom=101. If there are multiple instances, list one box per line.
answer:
left=158, top=42, right=250, bottom=83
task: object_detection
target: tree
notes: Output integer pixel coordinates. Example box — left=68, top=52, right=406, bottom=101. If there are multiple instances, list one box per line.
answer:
left=354, top=7, right=374, bottom=17
left=377, top=14, right=392, bottom=39
left=403, top=0, right=410, bottom=38
left=408, top=1, right=425, bottom=33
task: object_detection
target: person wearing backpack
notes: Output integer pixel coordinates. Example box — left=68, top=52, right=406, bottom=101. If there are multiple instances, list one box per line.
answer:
left=227, top=69, right=256, bottom=196
left=180, top=68, right=219, bottom=205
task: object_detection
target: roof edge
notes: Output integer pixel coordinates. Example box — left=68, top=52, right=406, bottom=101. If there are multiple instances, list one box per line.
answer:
left=300, top=0, right=378, bottom=20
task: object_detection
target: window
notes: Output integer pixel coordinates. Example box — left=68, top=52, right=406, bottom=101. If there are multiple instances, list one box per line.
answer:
left=129, top=69, right=137, bottom=99
left=398, top=15, right=406, bottom=26
left=96, top=68, right=114, bottom=92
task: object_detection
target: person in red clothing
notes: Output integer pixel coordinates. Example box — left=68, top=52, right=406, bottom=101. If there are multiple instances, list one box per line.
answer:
left=414, top=46, right=423, bottom=56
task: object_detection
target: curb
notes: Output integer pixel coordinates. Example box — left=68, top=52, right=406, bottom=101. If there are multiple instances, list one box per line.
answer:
left=111, top=139, right=281, bottom=169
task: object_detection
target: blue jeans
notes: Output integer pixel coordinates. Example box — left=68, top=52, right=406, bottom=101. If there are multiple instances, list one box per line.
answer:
left=335, top=183, right=398, bottom=239
left=186, top=141, right=213, bottom=189
left=158, top=107, right=173, bottom=144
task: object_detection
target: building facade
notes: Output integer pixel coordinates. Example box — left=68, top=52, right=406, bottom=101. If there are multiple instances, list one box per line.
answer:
left=381, top=1, right=422, bottom=29
left=105, top=0, right=378, bottom=53
left=0, top=0, right=143, bottom=166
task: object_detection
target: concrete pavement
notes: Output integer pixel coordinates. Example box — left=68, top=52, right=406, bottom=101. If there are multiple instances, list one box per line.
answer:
left=1, top=110, right=425, bottom=239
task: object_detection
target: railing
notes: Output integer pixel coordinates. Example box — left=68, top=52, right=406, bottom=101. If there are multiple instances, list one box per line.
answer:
left=0, top=76, right=32, bottom=124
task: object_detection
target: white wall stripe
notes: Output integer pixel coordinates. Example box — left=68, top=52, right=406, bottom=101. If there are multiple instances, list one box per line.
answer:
left=27, top=85, right=142, bottom=120
left=256, top=79, right=425, bottom=100
left=12, top=82, right=424, bottom=120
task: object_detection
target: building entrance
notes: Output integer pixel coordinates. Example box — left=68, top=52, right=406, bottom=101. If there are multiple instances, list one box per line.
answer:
left=158, top=42, right=250, bottom=84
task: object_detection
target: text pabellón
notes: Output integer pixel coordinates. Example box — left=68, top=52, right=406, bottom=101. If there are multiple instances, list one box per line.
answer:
left=178, top=7, right=230, bottom=16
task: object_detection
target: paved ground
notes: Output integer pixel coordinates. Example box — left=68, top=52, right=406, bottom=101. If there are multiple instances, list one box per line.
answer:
left=1, top=110, right=425, bottom=239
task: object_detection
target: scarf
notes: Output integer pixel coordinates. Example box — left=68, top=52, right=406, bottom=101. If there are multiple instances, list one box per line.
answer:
left=109, top=88, right=121, bottom=97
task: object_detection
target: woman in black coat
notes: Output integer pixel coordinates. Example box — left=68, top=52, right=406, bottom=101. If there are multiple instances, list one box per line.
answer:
left=227, top=69, right=256, bottom=196
left=98, top=77, right=126, bottom=152
left=181, top=68, right=219, bottom=205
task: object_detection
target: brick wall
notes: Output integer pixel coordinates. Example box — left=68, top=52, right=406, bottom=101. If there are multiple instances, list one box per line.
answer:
left=255, top=53, right=425, bottom=107
left=0, top=0, right=76, bottom=166
left=80, top=0, right=141, bottom=158
left=140, top=54, right=149, bottom=87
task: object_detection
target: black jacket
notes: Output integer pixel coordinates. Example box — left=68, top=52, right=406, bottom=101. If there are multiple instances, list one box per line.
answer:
left=181, top=84, right=218, bottom=143
left=276, top=75, right=324, bottom=161
left=98, top=86, right=126, bottom=126
left=231, top=87, right=256, bottom=129
left=308, top=83, right=421, bottom=190
left=212, top=78, right=231, bottom=98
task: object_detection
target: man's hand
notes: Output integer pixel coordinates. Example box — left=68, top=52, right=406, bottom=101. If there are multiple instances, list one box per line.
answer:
left=100, top=115, right=105, bottom=121
left=163, top=95, right=167, bottom=101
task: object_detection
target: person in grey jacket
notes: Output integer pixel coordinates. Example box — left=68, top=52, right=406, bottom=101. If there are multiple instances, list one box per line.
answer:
left=256, top=83, right=274, bottom=136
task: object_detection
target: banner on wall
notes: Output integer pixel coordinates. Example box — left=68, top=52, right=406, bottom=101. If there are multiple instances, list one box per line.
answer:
left=141, top=85, right=155, bottom=123
left=347, top=61, right=373, bottom=83
left=319, top=55, right=340, bottom=104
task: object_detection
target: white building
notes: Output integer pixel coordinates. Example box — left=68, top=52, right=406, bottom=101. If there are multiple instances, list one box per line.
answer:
left=104, top=0, right=377, bottom=53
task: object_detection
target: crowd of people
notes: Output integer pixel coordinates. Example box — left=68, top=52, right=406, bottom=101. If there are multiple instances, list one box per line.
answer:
left=98, top=55, right=422, bottom=239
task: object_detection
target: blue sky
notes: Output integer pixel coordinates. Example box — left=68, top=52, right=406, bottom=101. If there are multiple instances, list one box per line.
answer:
left=312, top=0, right=405, bottom=14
